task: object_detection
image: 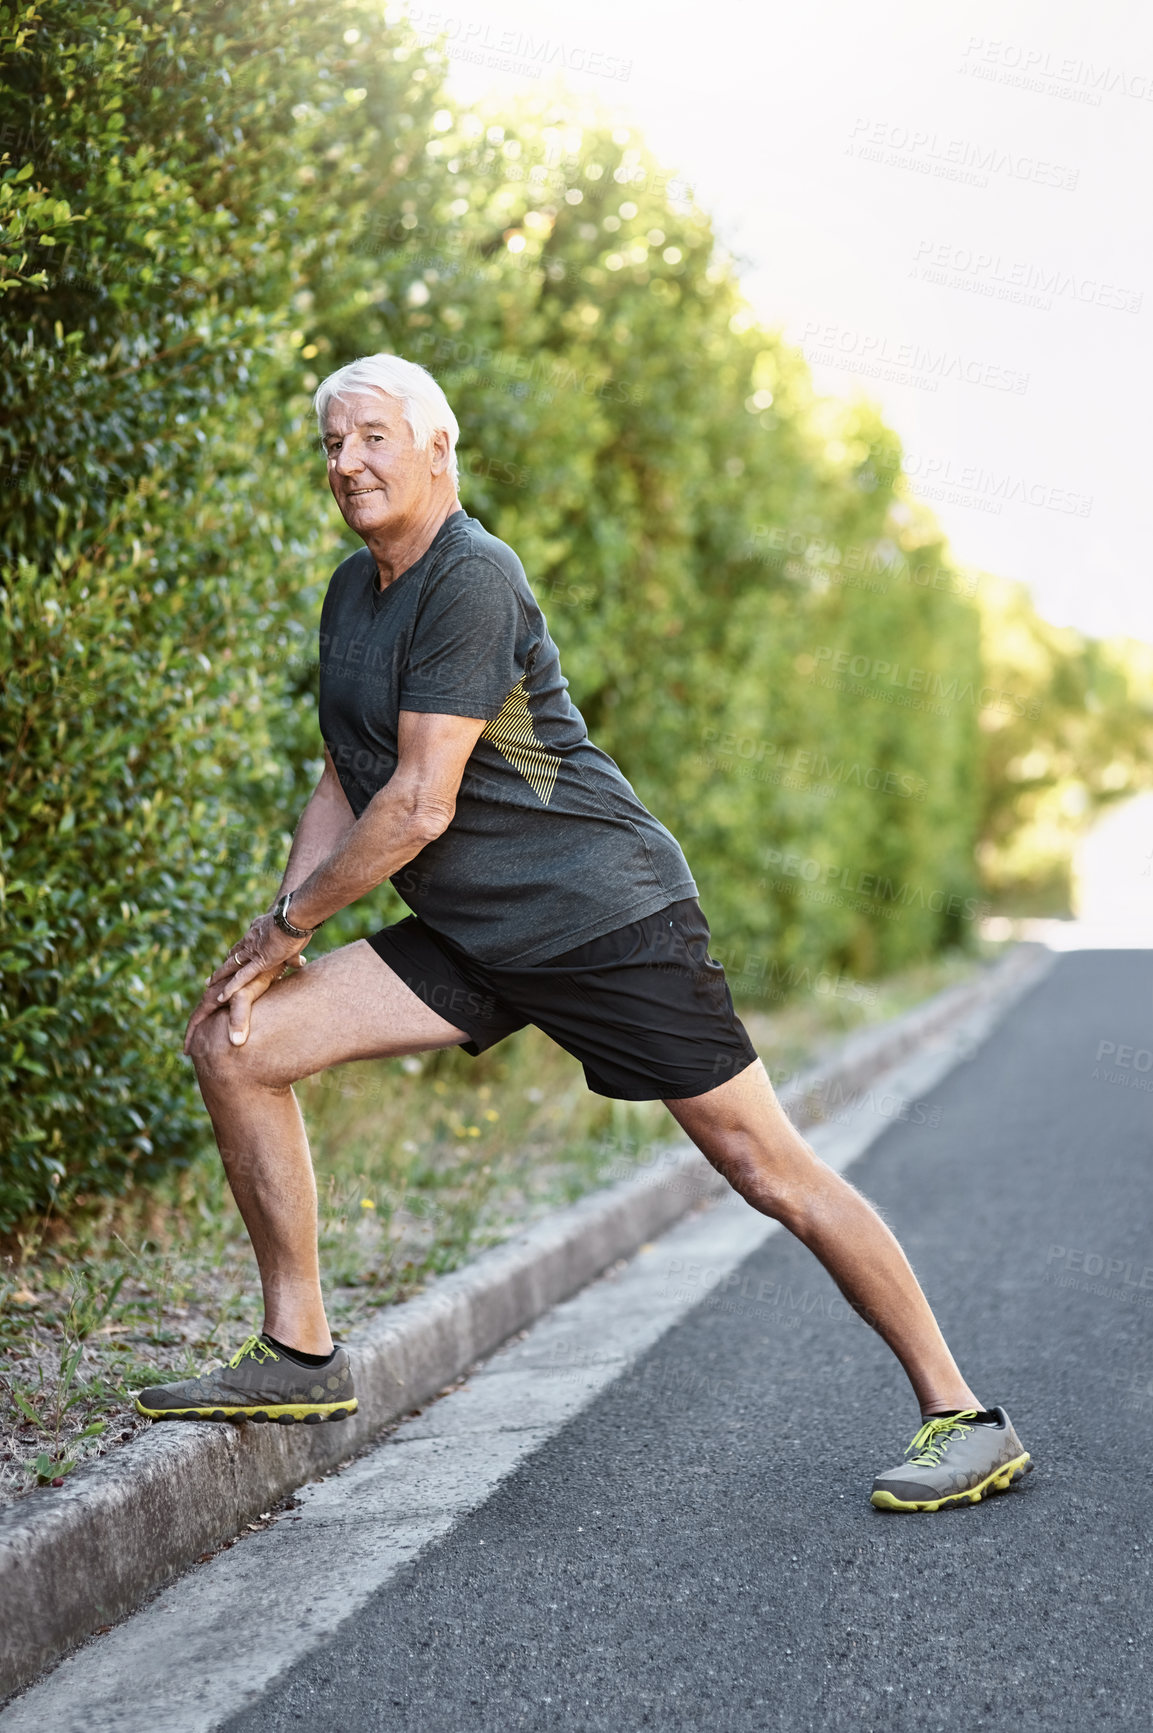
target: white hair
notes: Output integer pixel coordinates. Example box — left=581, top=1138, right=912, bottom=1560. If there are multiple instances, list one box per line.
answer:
left=313, top=353, right=460, bottom=486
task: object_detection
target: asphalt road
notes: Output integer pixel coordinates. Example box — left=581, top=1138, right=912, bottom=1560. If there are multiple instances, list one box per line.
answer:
left=223, top=948, right=1153, bottom=1733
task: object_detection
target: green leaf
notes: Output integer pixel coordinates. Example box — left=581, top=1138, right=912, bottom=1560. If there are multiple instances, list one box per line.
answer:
left=11, top=1388, right=44, bottom=1428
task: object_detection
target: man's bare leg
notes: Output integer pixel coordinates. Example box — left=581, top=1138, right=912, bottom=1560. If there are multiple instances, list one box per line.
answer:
left=188, top=940, right=469, bottom=1355
left=664, top=1059, right=980, bottom=1415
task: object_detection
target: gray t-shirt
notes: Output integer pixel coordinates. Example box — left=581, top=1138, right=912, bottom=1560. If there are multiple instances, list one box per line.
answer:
left=317, top=510, right=697, bottom=965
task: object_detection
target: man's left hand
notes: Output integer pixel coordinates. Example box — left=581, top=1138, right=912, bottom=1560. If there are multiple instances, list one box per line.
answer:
left=183, top=915, right=308, bottom=1054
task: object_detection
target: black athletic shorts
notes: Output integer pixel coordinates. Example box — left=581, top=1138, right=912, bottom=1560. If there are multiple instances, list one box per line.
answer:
left=366, top=898, right=759, bottom=1101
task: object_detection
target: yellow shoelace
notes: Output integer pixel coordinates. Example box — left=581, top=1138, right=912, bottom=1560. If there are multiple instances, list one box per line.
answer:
left=227, top=1334, right=278, bottom=1369
left=905, top=1411, right=978, bottom=1467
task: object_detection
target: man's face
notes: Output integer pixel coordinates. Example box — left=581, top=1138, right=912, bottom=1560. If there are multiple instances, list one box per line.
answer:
left=322, top=389, right=449, bottom=539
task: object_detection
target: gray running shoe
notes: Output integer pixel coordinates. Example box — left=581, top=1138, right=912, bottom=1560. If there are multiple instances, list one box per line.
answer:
left=136, top=1334, right=357, bottom=1425
left=871, top=1407, right=1031, bottom=1511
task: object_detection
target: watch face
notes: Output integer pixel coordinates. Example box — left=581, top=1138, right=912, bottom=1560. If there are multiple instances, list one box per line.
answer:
left=274, top=894, right=307, bottom=936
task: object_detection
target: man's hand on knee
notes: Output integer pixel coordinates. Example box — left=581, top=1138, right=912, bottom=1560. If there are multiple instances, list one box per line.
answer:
left=219, top=959, right=300, bottom=1047
left=184, top=913, right=309, bottom=1055
left=183, top=953, right=306, bottom=1055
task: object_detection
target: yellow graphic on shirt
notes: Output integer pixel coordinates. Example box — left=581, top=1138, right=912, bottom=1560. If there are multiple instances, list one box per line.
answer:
left=481, top=676, right=561, bottom=805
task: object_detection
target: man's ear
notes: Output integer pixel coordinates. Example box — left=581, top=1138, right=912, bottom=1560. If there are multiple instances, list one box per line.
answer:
left=429, top=427, right=452, bottom=477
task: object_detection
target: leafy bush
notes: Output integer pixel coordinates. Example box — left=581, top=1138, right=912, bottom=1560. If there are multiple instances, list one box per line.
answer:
left=1, top=0, right=1070, bottom=1231
left=0, top=0, right=445, bottom=1224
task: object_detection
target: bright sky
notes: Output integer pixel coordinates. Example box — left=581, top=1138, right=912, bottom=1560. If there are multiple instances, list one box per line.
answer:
left=400, top=0, right=1153, bottom=646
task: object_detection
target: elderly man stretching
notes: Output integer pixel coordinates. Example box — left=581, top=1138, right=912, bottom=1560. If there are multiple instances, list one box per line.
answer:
left=139, top=354, right=1031, bottom=1511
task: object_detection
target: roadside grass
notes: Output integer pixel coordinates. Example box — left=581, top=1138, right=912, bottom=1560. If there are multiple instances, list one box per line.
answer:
left=0, top=944, right=998, bottom=1505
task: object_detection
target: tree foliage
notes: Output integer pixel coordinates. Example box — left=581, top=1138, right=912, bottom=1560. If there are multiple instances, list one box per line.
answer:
left=975, top=575, right=1153, bottom=912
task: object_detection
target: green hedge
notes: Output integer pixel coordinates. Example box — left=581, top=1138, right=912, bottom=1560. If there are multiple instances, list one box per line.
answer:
left=0, top=0, right=438, bottom=1222
left=1, top=0, right=986, bottom=1229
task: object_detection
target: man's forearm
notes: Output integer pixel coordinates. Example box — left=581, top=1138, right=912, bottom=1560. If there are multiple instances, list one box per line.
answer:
left=276, top=771, right=357, bottom=902
left=270, top=712, right=480, bottom=934
left=281, top=777, right=446, bottom=930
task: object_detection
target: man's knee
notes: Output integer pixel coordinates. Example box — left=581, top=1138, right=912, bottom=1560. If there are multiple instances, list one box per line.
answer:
left=189, top=1011, right=282, bottom=1092
left=678, top=1101, right=816, bottom=1220
left=189, top=1013, right=237, bottom=1089
left=712, top=1130, right=795, bottom=1213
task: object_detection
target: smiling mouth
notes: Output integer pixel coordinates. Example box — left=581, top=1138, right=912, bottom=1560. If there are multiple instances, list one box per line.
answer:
left=346, top=487, right=381, bottom=499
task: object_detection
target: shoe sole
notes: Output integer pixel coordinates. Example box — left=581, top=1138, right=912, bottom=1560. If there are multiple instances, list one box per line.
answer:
left=134, top=1398, right=359, bottom=1425
left=870, top=1451, right=1032, bottom=1512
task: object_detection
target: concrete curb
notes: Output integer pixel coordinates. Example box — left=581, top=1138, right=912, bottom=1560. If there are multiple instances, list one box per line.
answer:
left=0, top=942, right=1053, bottom=1700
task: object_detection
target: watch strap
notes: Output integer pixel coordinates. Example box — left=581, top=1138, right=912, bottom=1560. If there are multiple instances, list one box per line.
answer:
left=273, top=892, right=324, bottom=938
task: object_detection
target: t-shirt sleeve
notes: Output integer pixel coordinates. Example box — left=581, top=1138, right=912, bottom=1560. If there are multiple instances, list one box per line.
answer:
left=399, top=558, right=528, bottom=720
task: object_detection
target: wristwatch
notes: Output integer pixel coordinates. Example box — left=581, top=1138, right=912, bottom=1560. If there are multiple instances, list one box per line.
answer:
left=272, top=891, right=325, bottom=938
